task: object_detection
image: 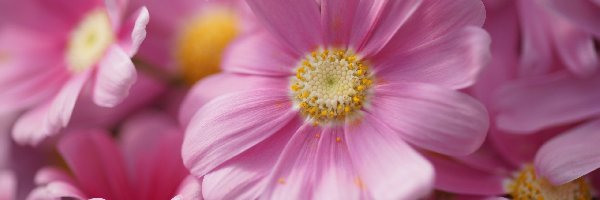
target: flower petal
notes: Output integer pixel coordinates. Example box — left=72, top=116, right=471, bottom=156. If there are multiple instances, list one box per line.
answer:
left=58, top=130, right=133, bottom=200
left=495, top=72, right=600, bottom=133
left=543, top=0, right=600, bottom=37
left=221, top=31, right=298, bottom=76
left=535, top=119, right=600, bottom=185
left=0, top=170, right=15, bottom=200
left=173, top=176, right=203, bottom=200
left=371, top=82, right=489, bottom=156
left=12, top=103, right=51, bottom=146
left=374, top=26, right=491, bottom=89
left=35, top=167, right=76, bottom=186
left=27, top=182, right=87, bottom=200
left=246, top=0, right=321, bottom=55
left=321, top=0, right=359, bottom=47
left=202, top=117, right=302, bottom=200
left=182, top=89, right=297, bottom=178
left=117, top=7, right=149, bottom=57
left=516, top=0, right=555, bottom=76
left=94, top=45, right=137, bottom=107
left=552, top=22, right=598, bottom=77
left=47, top=71, right=91, bottom=132
left=179, top=73, right=287, bottom=127
left=345, top=113, right=433, bottom=199
left=425, top=154, right=506, bottom=195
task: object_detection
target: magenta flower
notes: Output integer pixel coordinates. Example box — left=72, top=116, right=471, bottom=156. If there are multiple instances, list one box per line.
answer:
left=0, top=0, right=149, bottom=145
left=27, top=111, right=198, bottom=200
left=182, top=0, right=491, bottom=199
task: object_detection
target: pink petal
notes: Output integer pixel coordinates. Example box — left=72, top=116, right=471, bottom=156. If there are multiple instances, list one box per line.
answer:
left=371, top=82, right=489, bottom=156
left=182, top=89, right=297, bottom=178
left=356, top=0, right=422, bottom=57
left=454, top=140, right=513, bottom=175
left=347, top=0, right=386, bottom=50
left=246, top=0, right=321, bottom=55
left=58, top=130, right=133, bottom=200
left=48, top=71, right=92, bottom=132
left=27, top=182, right=87, bottom=200
left=516, top=0, right=555, bottom=77
left=119, top=111, right=187, bottom=200
left=93, top=45, right=137, bottom=107
left=534, top=119, right=600, bottom=185
left=34, top=167, right=76, bottom=185
left=379, top=0, right=485, bottom=54
left=0, top=170, right=15, bottom=200
left=312, top=128, right=364, bottom=200
left=495, top=72, right=600, bottom=133
left=12, top=103, right=51, bottom=146
left=179, top=73, right=287, bottom=127
left=202, top=117, right=302, bottom=199
left=103, top=0, right=126, bottom=29
left=321, top=0, right=359, bottom=48
left=489, top=126, right=564, bottom=169
left=260, top=124, right=321, bottom=199
left=543, top=0, right=600, bottom=37
left=552, top=22, right=598, bottom=77
left=174, top=176, right=203, bottom=200
left=345, top=113, right=433, bottom=199
left=221, top=31, right=298, bottom=76
left=374, top=27, right=491, bottom=89
left=425, top=155, right=506, bottom=195
left=117, top=7, right=149, bottom=57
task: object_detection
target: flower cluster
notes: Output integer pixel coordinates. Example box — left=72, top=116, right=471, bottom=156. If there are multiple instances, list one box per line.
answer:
left=0, top=0, right=598, bottom=199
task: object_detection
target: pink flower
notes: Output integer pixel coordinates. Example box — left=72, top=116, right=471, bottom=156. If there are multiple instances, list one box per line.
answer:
left=133, top=0, right=255, bottom=85
left=182, top=0, right=491, bottom=199
left=0, top=0, right=149, bottom=146
left=0, top=170, right=16, bottom=200
left=27, top=111, right=198, bottom=200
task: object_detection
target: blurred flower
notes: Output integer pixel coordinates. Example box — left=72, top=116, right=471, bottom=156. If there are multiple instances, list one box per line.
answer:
left=27, top=111, right=197, bottom=200
left=182, top=0, right=491, bottom=199
left=133, top=0, right=254, bottom=85
left=0, top=0, right=149, bottom=146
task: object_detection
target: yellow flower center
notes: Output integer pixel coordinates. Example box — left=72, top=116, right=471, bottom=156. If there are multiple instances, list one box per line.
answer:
left=66, top=9, right=114, bottom=73
left=175, top=8, right=239, bottom=85
left=508, top=165, right=591, bottom=200
left=290, top=49, right=373, bottom=126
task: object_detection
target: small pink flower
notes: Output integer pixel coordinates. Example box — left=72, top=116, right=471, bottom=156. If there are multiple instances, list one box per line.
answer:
left=0, top=0, right=149, bottom=146
left=27, top=111, right=197, bottom=200
left=182, top=0, right=491, bottom=199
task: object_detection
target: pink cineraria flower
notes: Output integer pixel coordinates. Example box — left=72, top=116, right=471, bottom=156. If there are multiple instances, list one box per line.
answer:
left=133, top=0, right=254, bottom=86
left=480, top=0, right=600, bottom=189
left=27, top=111, right=200, bottom=200
left=181, top=0, right=491, bottom=199
left=0, top=0, right=149, bottom=146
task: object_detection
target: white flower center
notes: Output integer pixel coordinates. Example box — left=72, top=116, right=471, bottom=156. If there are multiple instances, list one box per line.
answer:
left=508, top=165, right=591, bottom=200
left=66, top=9, right=114, bottom=73
left=290, top=49, right=372, bottom=125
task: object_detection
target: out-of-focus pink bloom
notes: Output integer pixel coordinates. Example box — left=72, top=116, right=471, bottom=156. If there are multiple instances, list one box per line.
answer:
left=132, top=0, right=254, bottom=86
left=182, top=0, right=491, bottom=199
left=0, top=170, right=16, bottom=200
left=27, top=111, right=196, bottom=200
left=0, top=0, right=149, bottom=146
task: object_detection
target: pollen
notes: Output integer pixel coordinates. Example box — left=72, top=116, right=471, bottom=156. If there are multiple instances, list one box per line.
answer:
left=175, top=8, right=239, bottom=85
left=508, top=165, right=591, bottom=200
left=290, top=49, right=372, bottom=125
left=66, top=9, right=114, bottom=73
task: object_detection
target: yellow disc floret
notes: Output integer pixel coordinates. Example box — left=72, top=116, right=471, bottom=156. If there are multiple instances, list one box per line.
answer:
left=66, top=9, right=114, bottom=73
left=290, top=49, right=373, bottom=125
left=175, top=8, right=239, bottom=85
left=508, top=165, right=591, bottom=200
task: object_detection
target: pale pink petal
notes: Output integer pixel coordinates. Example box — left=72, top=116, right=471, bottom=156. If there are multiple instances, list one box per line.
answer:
left=179, top=73, right=287, bottom=126
left=425, top=155, right=505, bottom=195
left=104, top=0, right=126, bottom=29
left=371, top=82, right=489, bottom=156
left=489, top=127, right=564, bottom=168
left=12, top=103, right=51, bottom=146
left=356, top=0, right=422, bottom=57
left=347, top=0, right=386, bottom=50
left=260, top=124, right=320, bottom=199
left=517, top=0, right=554, bottom=76
left=94, top=45, right=137, bottom=107
left=495, top=73, right=600, bottom=133
left=221, top=31, right=297, bottom=76
left=47, top=70, right=92, bottom=132
left=379, top=0, right=485, bottom=54
left=345, top=113, right=433, bottom=199
left=173, top=176, right=202, bottom=200
left=117, top=7, right=149, bottom=57
left=0, top=170, right=15, bottom=200
left=312, top=128, right=364, bottom=200
left=202, top=117, right=302, bottom=199
left=58, top=131, right=133, bottom=200
left=374, top=27, right=491, bottom=89
left=119, top=111, right=187, bottom=200
left=552, top=22, right=598, bottom=77
left=27, top=182, right=87, bottom=200
left=321, top=0, right=358, bottom=47
left=543, top=0, right=600, bottom=37
left=34, top=167, right=76, bottom=185
left=182, top=89, right=297, bottom=177
left=454, top=141, right=513, bottom=175
left=535, top=119, right=600, bottom=185
left=246, top=0, right=321, bottom=55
